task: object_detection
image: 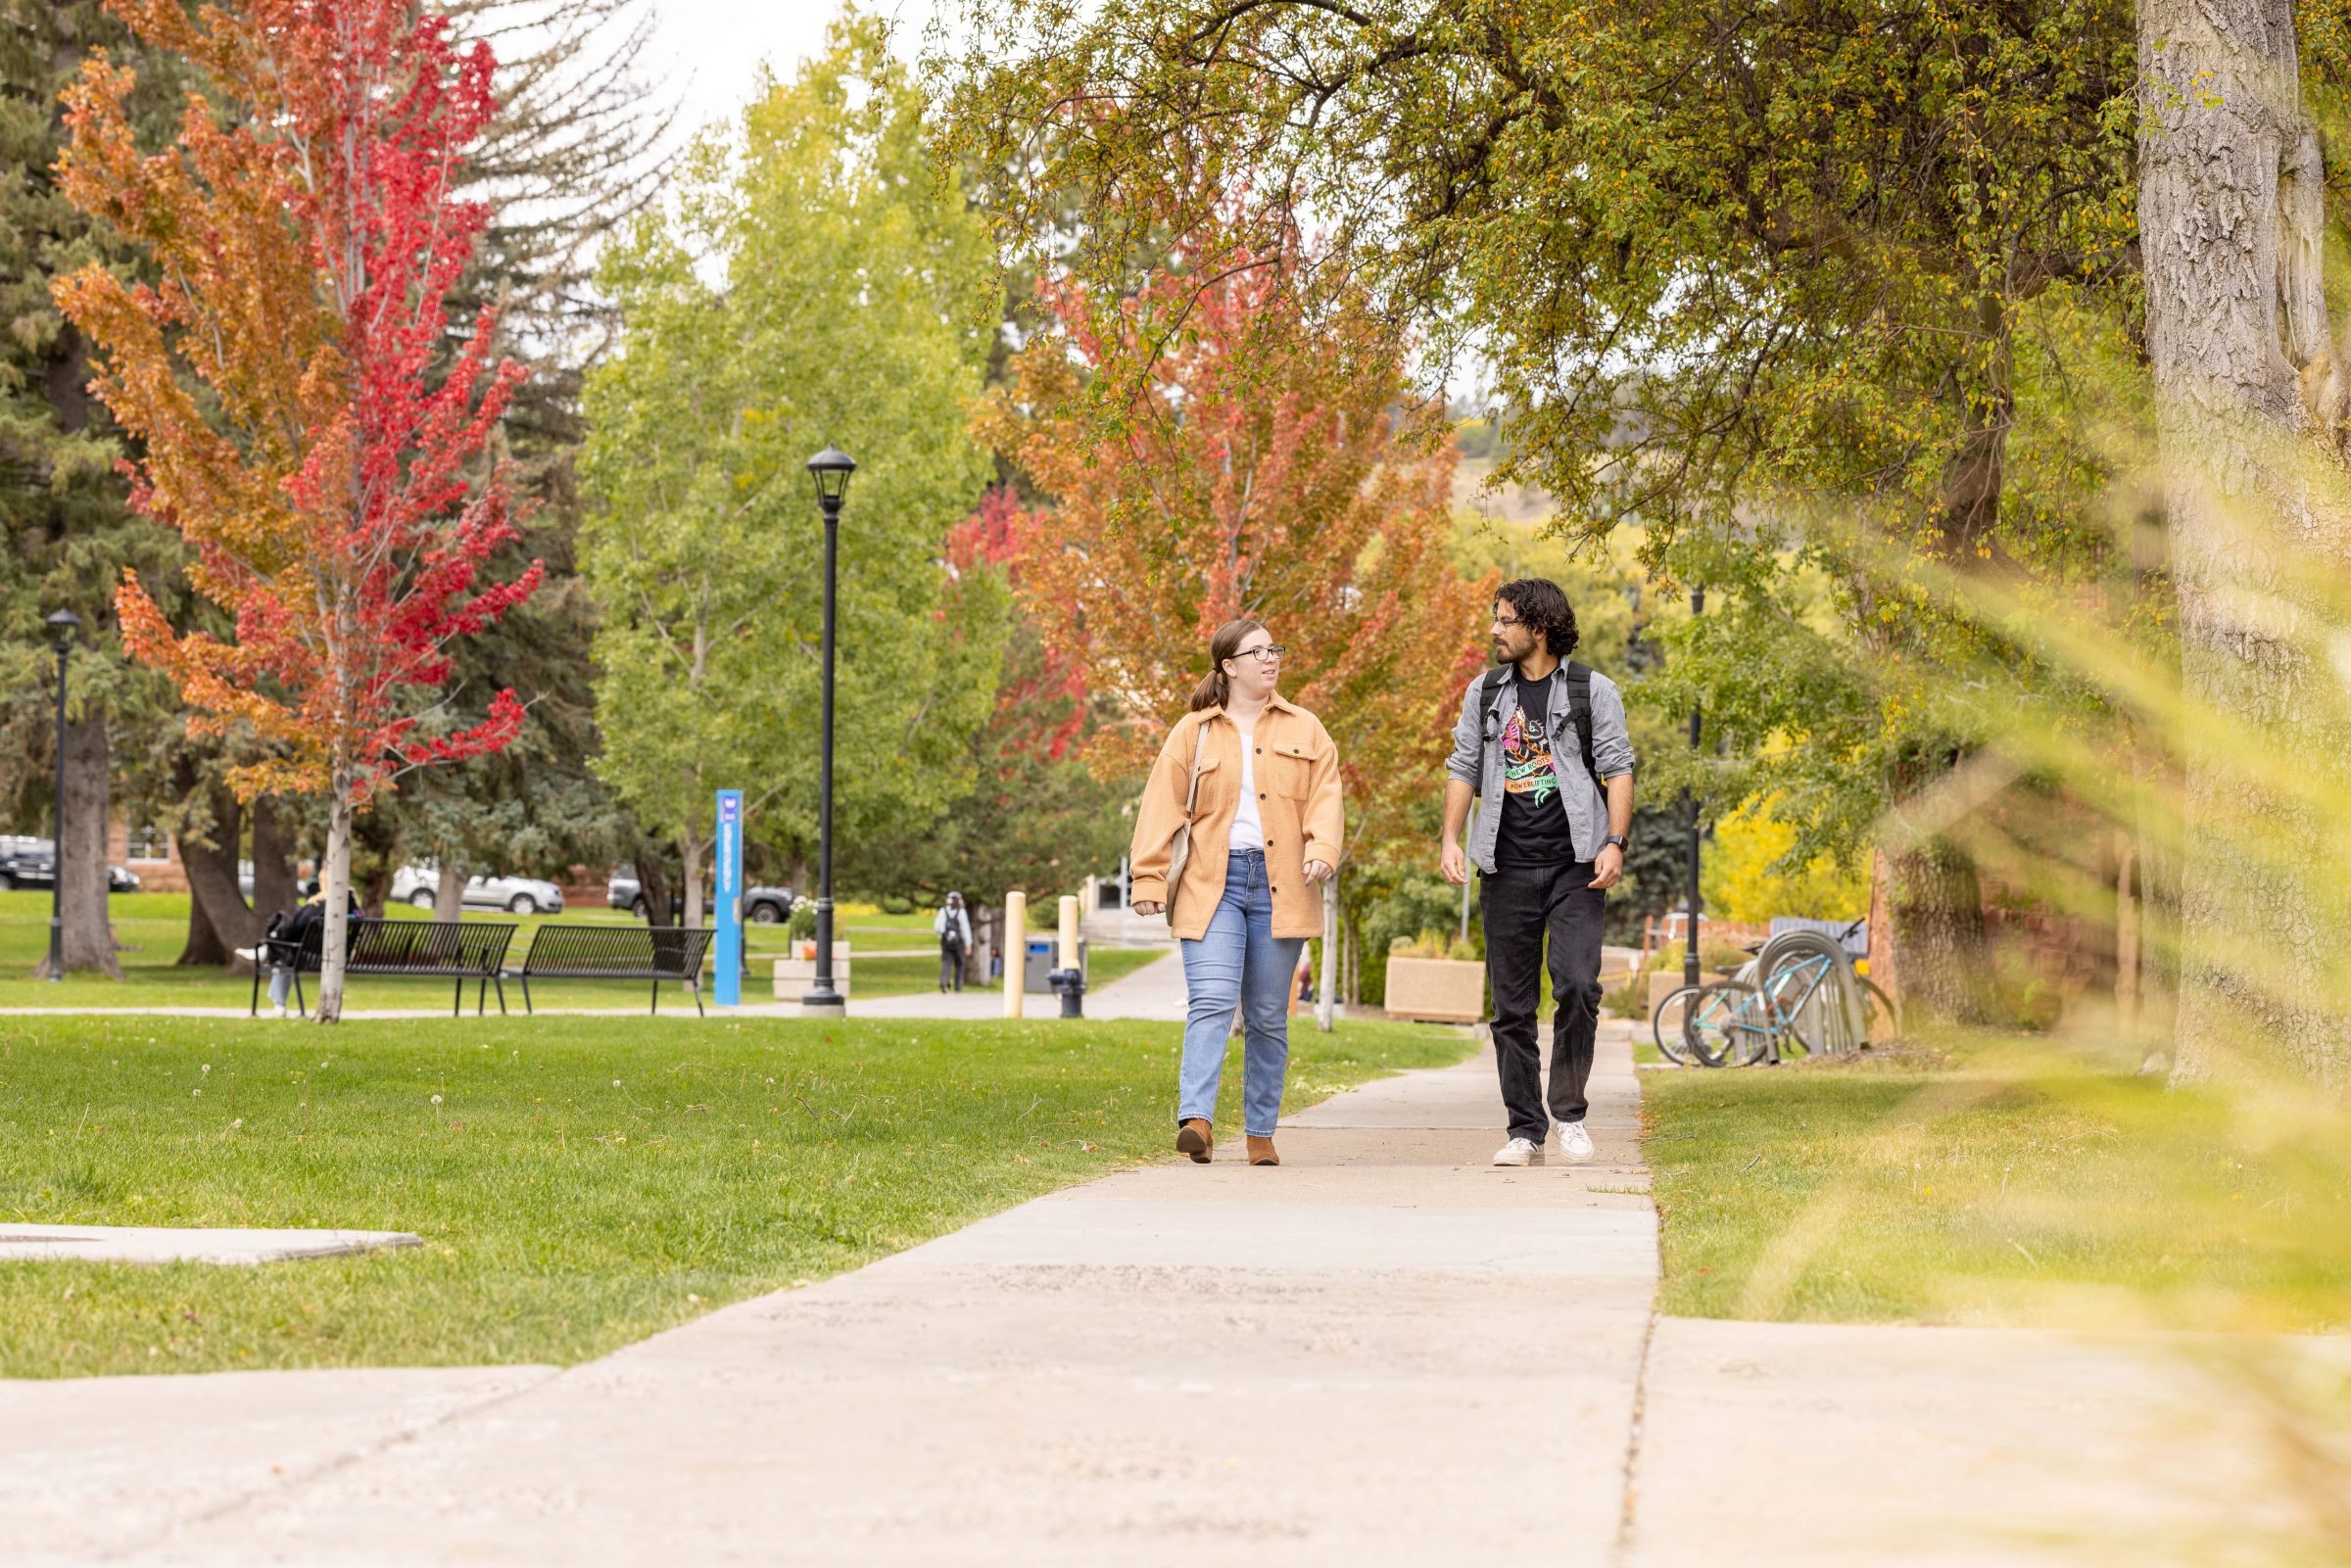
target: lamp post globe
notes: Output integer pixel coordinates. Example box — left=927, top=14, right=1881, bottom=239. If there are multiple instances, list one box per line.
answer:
left=43, top=608, right=81, bottom=983
left=801, top=445, right=855, bottom=1016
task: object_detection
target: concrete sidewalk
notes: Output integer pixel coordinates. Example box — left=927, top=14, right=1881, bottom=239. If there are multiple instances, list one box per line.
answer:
left=4, top=1019, right=2333, bottom=1566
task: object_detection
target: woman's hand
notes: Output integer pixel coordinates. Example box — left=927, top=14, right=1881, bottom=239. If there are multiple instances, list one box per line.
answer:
left=1132, top=900, right=1163, bottom=918
left=1303, top=859, right=1333, bottom=885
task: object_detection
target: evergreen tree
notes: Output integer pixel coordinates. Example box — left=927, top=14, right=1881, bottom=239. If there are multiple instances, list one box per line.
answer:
left=0, top=0, right=192, bottom=977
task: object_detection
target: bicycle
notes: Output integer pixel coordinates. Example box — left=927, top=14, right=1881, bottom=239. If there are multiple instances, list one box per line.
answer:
left=1651, top=920, right=1898, bottom=1067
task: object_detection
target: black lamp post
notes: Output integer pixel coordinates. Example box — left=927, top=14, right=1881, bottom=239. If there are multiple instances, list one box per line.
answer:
left=1683, top=584, right=1704, bottom=990
left=801, top=445, right=854, bottom=1017
left=45, top=608, right=81, bottom=983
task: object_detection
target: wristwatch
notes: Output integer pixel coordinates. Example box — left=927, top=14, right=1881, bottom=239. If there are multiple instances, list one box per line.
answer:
left=1602, top=833, right=1629, bottom=851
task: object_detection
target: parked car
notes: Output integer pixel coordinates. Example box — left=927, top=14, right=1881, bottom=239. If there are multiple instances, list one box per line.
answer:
left=388, top=864, right=565, bottom=916
left=606, top=865, right=792, bottom=924
left=0, top=838, right=140, bottom=892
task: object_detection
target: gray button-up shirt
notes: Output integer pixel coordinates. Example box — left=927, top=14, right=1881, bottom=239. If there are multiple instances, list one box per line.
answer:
left=1446, top=665, right=1636, bottom=873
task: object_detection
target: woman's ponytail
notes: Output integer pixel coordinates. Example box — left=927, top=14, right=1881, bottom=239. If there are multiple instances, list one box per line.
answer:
left=1187, top=617, right=1266, bottom=713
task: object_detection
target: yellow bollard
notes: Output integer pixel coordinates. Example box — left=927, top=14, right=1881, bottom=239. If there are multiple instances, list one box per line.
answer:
left=1003, top=890, right=1026, bottom=1019
left=1058, top=895, right=1080, bottom=972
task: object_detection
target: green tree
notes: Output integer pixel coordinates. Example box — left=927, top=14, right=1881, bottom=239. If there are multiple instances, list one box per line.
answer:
left=936, top=0, right=2145, bottom=1021
left=582, top=12, right=1002, bottom=925
left=0, top=0, right=197, bottom=977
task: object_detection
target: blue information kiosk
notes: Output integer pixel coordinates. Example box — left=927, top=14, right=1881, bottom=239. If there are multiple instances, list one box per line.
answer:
left=714, top=789, right=743, bottom=1007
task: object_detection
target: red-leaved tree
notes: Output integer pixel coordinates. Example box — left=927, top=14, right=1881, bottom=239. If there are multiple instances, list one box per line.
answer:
left=55, top=0, right=541, bottom=1021
left=980, top=213, right=1492, bottom=1015
left=946, top=484, right=1088, bottom=763
left=981, top=217, right=1491, bottom=866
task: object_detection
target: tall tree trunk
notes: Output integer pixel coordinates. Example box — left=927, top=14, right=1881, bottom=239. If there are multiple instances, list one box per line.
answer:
left=680, top=834, right=705, bottom=928
left=318, top=780, right=355, bottom=1022
left=434, top=861, right=466, bottom=923
left=633, top=831, right=672, bottom=926
left=250, top=793, right=296, bottom=918
left=1315, top=871, right=1338, bottom=1032
left=177, top=783, right=254, bottom=969
left=1887, top=841, right=1999, bottom=1023
left=2139, top=0, right=2350, bottom=1081
left=35, top=704, right=121, bottom=979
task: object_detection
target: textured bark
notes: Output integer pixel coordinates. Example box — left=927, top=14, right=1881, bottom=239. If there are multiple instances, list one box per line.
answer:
left=680, top=834, right=705, bottom=929
left=434, top=861, right=466, bottom=923
left=633, top=833, right=673, bottom=926
left=1315, top=873, right=1337, bottom=1032
left=318, top=783, right=356, bottom=1022
left=33, top=705, right=122, bottom=979
left=2139, top=0, right=2351, bottom=1082
left=1887, top=841, right=1998, bottom=1024
left=177, top=784, right=256, bottom=969
left=249, top=794, right=297, bottom=918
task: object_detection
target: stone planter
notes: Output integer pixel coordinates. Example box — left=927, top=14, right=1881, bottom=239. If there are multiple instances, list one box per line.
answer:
left=773, top=940, right=852, bottom=1000
left=1384, top=957, right=1486, bottom=1023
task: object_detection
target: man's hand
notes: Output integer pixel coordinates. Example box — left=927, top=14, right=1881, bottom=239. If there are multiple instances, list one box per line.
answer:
left=1440, top=839, right=1468, bottom=885
left=1589, top=844, right=1624, bottom=890
left=1303, top=859, right=1334, bottom=885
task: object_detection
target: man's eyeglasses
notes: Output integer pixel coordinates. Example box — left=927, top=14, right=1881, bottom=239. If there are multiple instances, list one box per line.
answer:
left=1492, top=615, right=1524, bottom=629
left=1234, top=644, right=1287, bottom=662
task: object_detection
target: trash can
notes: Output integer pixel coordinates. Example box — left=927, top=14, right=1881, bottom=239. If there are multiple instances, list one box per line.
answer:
left=1024, top=936, right=1086, bottom=992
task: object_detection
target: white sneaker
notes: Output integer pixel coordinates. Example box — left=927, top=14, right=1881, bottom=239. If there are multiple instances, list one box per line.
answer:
left=1492, top=1136, right=1544, bottom=1167
left=1558, top=1120, right=1594, bottom=1161
left=234, top=946, right=259, bottom=964
left=271, top=1005, right=288, bottom=1020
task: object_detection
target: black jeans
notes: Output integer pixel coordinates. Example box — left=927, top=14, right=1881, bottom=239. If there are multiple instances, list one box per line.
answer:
left=1480, top=860, right=1607, bottom=1141
left=939, top=941, right=965, bottom=991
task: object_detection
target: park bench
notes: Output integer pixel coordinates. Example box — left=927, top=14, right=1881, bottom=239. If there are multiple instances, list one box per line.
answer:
left=510, top=924, right=716, bottom=1016
left=250, top=918, right=518, bottom=1018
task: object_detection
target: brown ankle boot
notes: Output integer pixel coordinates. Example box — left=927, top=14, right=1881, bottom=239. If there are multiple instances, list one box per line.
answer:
left=1176, top=1119, right=1214, bottom=1164
left=1247, top=1136, right=1279, bottom=1166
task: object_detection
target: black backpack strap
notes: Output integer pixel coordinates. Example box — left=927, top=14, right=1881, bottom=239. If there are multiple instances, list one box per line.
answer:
left=1481, top=667, right=1511, bottom=698
left=1563, top=661, right=1600, bottom=783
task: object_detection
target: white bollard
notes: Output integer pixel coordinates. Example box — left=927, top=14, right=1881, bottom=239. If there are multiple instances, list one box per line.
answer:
left=1003, top=890, right=1026, bottom=1020
left=1058, top=895, right=1080, bottom=971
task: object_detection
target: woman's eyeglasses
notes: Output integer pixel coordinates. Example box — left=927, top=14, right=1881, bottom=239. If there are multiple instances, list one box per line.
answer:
left=1234, top=644, right=1287, bottom=662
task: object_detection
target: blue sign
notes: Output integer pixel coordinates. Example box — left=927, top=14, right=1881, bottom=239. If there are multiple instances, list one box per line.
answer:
left=714, top=789, right=743, bottom=1007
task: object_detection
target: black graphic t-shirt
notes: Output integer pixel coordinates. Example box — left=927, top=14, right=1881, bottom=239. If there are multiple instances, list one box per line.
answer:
left=1495, top=673, right=1577, bottom=868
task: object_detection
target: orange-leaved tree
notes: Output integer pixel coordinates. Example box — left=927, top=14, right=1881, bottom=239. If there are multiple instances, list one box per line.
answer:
left=980, top=214, right=1492, bottom=1006
left=54, top=0, right=541, bottom=1021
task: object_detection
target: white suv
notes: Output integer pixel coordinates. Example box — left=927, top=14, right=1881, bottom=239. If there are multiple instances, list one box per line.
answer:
left=389, top=865, right=566, bottom=916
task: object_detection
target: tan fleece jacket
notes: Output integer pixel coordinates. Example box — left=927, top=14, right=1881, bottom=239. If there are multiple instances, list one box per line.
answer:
left=1128, top=695, right=1345, bottom=941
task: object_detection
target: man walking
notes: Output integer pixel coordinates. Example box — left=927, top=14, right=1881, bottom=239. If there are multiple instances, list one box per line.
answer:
left=1440, top=579, right=1636, bottom=1165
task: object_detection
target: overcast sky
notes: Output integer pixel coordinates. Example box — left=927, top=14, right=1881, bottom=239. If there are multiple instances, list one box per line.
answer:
left=644, top=0, right=941, bottom=142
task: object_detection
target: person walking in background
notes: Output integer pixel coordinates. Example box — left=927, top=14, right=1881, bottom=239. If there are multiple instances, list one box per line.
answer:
left=935, top=890, right=972, bottom=993
left=1439, top=579, right=1637, bottom=1166
left=1129, top=619, right=1344, bottom=1166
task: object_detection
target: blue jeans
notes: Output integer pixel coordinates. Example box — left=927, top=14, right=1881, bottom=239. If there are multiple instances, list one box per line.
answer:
left=1177, top=850, right=1306, bottom=1137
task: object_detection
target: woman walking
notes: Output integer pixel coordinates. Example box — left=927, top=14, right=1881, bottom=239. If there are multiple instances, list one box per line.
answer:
left=935, top=890, right=972, bottom=993
left=1129, top=619, right=1343, bottom=1165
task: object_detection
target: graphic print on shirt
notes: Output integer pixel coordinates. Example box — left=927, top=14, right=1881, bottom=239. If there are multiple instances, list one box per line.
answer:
left=1501, top=708, right=1559, bottom=808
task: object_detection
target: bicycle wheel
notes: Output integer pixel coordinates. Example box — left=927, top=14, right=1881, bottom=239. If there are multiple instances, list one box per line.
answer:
left=1651, top=985, right=1706, bottom=1066
left=1683, top=978, right=1770, bottom=1068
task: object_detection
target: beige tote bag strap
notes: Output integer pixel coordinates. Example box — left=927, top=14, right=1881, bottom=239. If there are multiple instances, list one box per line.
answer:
left=1163, top=718, right=1213, bottom=925
left=1182, top=718, right=1211, bottom=814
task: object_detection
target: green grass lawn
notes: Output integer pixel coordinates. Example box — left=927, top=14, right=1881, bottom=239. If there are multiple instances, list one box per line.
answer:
left=0, top=1012, right=1470, bottom=1378
left=1644, top=1036, right=2351, bottom=1334
left=0, top=891, right=1167, bottom=1011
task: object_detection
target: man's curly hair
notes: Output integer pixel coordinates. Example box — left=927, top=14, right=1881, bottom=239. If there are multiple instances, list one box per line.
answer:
left=1496, top=578, right=1580, bottom=659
